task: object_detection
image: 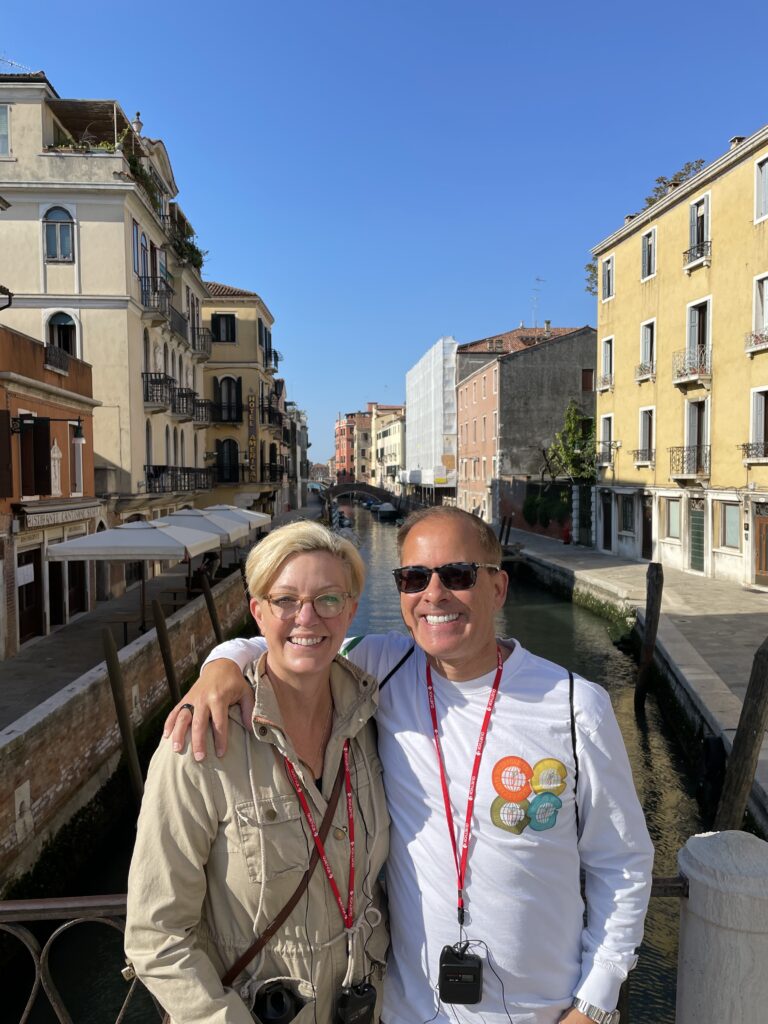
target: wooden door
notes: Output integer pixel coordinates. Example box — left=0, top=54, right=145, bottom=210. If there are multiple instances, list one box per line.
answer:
left=689, top=501, right=705, bottom=572
left=641, top=495, right=653, bottom=560
left=17, top=548, right=44, bottom=644
left=755, top=516, right=768, bottom=586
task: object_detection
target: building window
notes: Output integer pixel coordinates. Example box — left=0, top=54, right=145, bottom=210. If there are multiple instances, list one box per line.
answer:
left=482, top=375, right=487, bottom=399
left=211, top=313, right=237, bottom=343
left=48, top=312, right=77, bottom=355
left=472, top=418, right=477, bottom=442
left=620, top=494, right=634, bottom=534
left=44, top=207, right=74, bottom=262
left=598, top=415, right=613, bottom=464
left=753, top=276, right=768, bottom=343
left=0, top=104, right=9, bottom=156
left=481, top=416, right=486, bottom=442
left=687, top=299, right=710, bottom=360
left=581, top=368, right=594, bottom=391
left=637, top=408, right=654, bottom=463
left=641, top=228, right=656, bottom=279
left=132, top=220, right=140, bottom=274
left=751, top=388, right=768, bottom=456
left=493, top=411, right=498, bottom=438
left=472, top=381, right=477, bottom=404
left=493, top=367, right=498, bottom=394
left=666, top=498, right=681, bottom=539
left=639, top=320, right=655, bottom=378
left=756, top=157, right=768, bottom=222
left=720, top=503, right=740, bottom=550
left=69, top=423, right=83, bottom=496
left=598, top=337, right=613, bottom=390
left=687, top=195, right=710, bottom=262
left=601, top=255, right=614, bottom=300
left=140, top=233, right=149, bottom=277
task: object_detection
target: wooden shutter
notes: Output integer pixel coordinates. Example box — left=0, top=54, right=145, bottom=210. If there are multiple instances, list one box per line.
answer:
left=688, top=306, right=698, bottom=356
left=689, top=203, right=697, bottom=247
left=33, top=417, right=52, bottom=495
left=754, top=392, right=765, bottom=445
left=702, top=195, right=710, bottom=241
left=211, top=313, right=221, bottom=341
left=235, top=377, right=243, bottom=421
left=0, top=410, right=13, bottom=497
left=642, top=235, right=649, bottom=278
left=258, top=318, right=264, bottom=346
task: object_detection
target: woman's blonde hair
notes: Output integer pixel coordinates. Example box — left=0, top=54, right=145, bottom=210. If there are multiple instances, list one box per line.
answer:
left=245, top=520, right=366, bottom=599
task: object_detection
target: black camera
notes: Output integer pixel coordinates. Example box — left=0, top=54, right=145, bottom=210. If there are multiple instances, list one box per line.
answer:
left=253, top=981, right=305, bottom=1024
left=335, top=981, right=377, bottom=1024
left=438, top=944, right=483, bottom=1004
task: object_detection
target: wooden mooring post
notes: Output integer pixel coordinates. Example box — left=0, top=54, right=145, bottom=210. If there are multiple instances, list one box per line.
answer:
left=151, top=599, right=182, bottom=706
left=634, top=561, right=663, bottom=714
left=200, top=574, right=224, bottom=645
left=713, top=635, right=768, bottom=831
left=102, top=627, right=144, bottom=810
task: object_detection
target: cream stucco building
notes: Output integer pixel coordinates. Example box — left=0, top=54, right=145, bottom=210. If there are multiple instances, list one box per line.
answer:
left=593, top=124, right=768, bottom=584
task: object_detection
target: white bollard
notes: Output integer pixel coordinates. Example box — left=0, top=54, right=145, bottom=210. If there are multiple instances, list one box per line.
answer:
left=676, top=830, right=768, bottom=1024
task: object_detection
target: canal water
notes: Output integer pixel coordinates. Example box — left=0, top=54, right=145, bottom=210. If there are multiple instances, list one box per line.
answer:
left=10, top=504, right=701, bottom=1023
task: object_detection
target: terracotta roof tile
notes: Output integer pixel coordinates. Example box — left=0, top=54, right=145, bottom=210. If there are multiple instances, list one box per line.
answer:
left=457, top=325, right=583, bottom=354
left=204, top=280, right=263, bottom=299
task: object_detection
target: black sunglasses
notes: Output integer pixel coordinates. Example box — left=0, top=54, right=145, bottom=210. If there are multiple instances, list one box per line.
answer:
left=392, top=561, right=500, bottom=594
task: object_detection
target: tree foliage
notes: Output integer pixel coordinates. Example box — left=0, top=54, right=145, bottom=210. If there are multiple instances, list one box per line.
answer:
left=642, top=159, right=705, bottom=209
left=545, top=400, right=596, bottom=483
left=584, top=258, right=598, bottom=296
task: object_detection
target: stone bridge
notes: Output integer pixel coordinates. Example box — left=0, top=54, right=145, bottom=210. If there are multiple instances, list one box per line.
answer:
left=325, top=482, right=401, bottom=507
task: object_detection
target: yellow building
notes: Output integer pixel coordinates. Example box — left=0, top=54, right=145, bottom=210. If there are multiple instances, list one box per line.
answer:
left=201, top=283, right=287, bottom=514
left=370, top=402, right=406, bottom=494
left=0, top=72, right=211, bottom=537
left=593, top=124, right=768, bottom=584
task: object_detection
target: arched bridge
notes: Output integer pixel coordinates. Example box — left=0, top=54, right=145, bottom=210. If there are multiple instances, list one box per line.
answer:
left=325, top=482, right=401, bottom=507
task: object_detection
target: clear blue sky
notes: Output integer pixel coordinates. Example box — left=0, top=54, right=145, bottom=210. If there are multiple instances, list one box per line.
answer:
left=5, top=1, right=766, bottom=460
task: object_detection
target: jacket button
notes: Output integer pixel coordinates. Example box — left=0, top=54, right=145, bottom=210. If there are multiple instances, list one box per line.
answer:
left=265, top=808, right=277, bottom=822
left=258, top=726, right=268, bottom=737
left=334, top=828, right=346, bottom=841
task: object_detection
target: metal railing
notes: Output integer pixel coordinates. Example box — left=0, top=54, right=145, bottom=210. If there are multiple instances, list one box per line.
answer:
left=169, top=303, right=189, bottom=342
left=741, top=441, right=768, bottom=460
left=264, top=347, right=282, bottom=371
left=192, top=327, right=212, bottom=360
left=632, top=447, right=655, bottom=465
left=171, top=387, right=196, bottom=419
left=596, top=372, right=614, bottom=391
left=260, top=402, right=282, bottom=427
left=43, top=344, right=70, bottom=373
left=145, top=465, right=213, bottom=492
left=745, top=329, right=768, bottom=354
left=193, top=398, right=212, bottom=425
left=634, top=361, right=655, bottom=381
left=261, top=462, right=283, bottom=483
left=672, top=346, right=711, bottom=383
left=669, top=444, right=711, bottom=477
left=139, top=276, right=171, bottom=318
left=683, top=239, right=712, bottom=266
left=142, top=372, right=175, bottom=407
left=596, top=442, right=614, bottom=465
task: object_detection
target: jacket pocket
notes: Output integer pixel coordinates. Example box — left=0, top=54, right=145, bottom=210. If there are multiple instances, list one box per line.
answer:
left=235, top=794, right=307, bottom=884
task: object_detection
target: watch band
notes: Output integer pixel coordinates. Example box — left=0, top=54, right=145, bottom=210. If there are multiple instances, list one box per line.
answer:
left=572, top=997, right=620, bottom=1024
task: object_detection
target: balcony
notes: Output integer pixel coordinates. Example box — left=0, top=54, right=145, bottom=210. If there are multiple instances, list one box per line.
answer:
left=635, top=361, right=656, bottom=383
left=169, top=304, right=190, bottom=345
left=264, top=347, right=282, bottom=373
left=745, top=330, right=768, bottom=356
left=596, top=373, right=614, bottom=392
left=142, top=372, right=175, bottom=410
left=144, top=465, right=213, bottom=492
left=260, top=402, right=283, bottom=429
left=261, top=462, right=283, bottom=483
left=741, top=441, right=768, bottom=464
left=672, top=347, right=711, bottom=388
left=192, top=327, right=212, bottom=361
left=170, top=387, right=196, bottom=420
left=683, top=239, right=712, bottom=270
left=596, top=442, right=615, bottom=466
left=193, top=398, right=212, bottom=426
left=44, top=343, right=70, bottom=373
left=139, top=276, right=171, bottom=323
left=211, top=402, right=243, bottom=424
left=669, top=445, right=711, bottom=480
left=632, top=447, right=656, bottom=466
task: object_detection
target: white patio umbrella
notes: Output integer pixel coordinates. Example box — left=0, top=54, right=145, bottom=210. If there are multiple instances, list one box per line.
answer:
left=47, top=520, right=221, bottom=630
left=154, top=508, right=250, bottom=545
left=201, top=505, right=272, bottom=536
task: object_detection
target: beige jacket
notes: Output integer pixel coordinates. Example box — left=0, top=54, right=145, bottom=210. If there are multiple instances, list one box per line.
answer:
left=125, top=655, right=390, bottom=1024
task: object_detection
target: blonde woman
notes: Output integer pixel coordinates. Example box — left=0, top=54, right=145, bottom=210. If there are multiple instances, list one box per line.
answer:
left=125, top=521, right=389, bottom=1024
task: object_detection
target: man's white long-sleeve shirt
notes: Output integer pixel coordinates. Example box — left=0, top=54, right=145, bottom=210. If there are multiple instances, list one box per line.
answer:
left=205, top=632, right=653, bottom=1024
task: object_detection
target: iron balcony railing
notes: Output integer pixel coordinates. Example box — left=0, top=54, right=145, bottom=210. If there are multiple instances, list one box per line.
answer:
left=632, top=447, right=656, bottom=465
left=43, top=344, right=70, bottom=373
left=214, top=463, right=247, bottom=485
left=741, top=441, right=768, bottom=460
left=192, top=327, right=212, bottom=360
left=745, top=329, right=768, bottom=354
left=596, top=442, right=614, bottom=465
left=139, top=275, right=171, bottom=318
left=193, top=398, right=212, bottom=425
left=683, top=239, right=712, bottom=266
left=596, top=372, right=614, bottom=391
left=669, top=444, right=711, bottom=477
left=672, top=346, right=711, bottom=384
left=260, top=403, right=283, bottom=427
left=264, top=347, right=282, bottom=371
left=142, top=372, right=175, bottom=407
left=261, top=462, right=283, bottom=483
left=171, top=387, right=196, bottom=419
left=169, top=303, right=189, bottom=343
left=211, top=402, right=243, bottom=424
left=635, top=361, right=655, bottom=381
left=145, top=465, right=214, bottom=492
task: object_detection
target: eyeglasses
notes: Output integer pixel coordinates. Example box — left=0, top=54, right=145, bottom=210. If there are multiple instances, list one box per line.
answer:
left=265, top=592, right=351, bottom=620
left=392, top=562, right=500, bottom=594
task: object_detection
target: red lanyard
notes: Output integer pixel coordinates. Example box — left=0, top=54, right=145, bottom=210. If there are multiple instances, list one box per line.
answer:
left=426, top=647, right=503, bottom=925
left=284, top=739, right=355, bottom=929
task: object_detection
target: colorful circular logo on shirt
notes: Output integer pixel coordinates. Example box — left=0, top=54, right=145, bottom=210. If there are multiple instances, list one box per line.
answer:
left=490, top=756, right=567, bottom=835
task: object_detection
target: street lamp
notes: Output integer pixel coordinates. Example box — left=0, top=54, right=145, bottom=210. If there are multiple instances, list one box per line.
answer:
left=11, top=415, right=86, bottom=443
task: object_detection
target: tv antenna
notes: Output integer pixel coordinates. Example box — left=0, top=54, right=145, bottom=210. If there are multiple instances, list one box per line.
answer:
left=0, top=56, right=35, bottom=73
left=531, top=277, right=546, bottom=328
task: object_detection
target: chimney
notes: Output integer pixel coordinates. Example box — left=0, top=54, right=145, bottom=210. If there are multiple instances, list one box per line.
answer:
left=729, top=135, right=746, bottom=150
left=131, top=111, right=143, bottom=135
left=624, top=213, right=637, bottom=224
left=544, top=319, right=551, bottom=337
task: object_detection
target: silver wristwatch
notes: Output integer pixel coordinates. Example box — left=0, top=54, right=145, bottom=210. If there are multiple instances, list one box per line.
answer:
left=572, top=997, right=620, bottom=1024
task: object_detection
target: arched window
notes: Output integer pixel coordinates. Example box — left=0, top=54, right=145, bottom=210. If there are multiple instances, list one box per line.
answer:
left=220, top=376, right=239, bottom=421
left=48, top=312, right=76, bottom=354
left=173, top=427, right=179, bottom=466
left=171, top=351, right=177, bottom=383
left=217, top=439, right=239, bottom=484
left=165, top=425, right=171, bottom=465
left=44, top=207, right=74, bottom=262
left=145, top=419, right=153, bottom=468
left=180, top=431, right=186, bottom=467
left=193, top=433, right=198, bottom=468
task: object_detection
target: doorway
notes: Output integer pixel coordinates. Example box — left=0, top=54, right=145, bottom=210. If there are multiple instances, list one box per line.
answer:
left=49, top=561, right=65, bottom=627
left=755, top=512, right=768, bottom=586
left=68, top=560, right=87, bottom=616
left=17, top=548, right=44, bottom=644
left=689, top=498, right=705, bottom=572
left=641, top=494, right=653, bottom=560
left=601, top=492, right=612, bottom=551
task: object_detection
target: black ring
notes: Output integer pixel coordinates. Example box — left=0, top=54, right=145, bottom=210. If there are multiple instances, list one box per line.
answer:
left=181, top=703, right=194, bottom=716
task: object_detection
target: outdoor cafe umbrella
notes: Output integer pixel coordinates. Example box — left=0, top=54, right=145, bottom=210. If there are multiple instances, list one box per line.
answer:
left=201, top=505, right=272, bottom=537
left=46, top=520, right=221, bottom=630
left=154, top=508, right=250, bottom=545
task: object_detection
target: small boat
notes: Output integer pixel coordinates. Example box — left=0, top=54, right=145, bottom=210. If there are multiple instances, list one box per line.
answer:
left=374, top=502, right=398, bottom=522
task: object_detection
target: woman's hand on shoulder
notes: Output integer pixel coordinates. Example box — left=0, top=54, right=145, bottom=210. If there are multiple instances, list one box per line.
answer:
left=162, top=660, right=255, bottom=761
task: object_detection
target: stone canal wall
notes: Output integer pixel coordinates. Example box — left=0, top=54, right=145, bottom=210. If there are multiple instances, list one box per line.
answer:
left=0, top=573, right=250, bottom=889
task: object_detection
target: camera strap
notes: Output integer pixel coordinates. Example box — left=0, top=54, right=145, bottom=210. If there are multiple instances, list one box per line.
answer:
left=220, top=751, right=348, bottom=987
left=425, top=646, right=503, bottom=926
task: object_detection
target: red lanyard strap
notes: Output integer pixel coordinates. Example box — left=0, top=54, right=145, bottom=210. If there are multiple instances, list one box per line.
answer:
left=426, top=647, right=503, bottom=925
left=284, top=740, right=355, bottom=929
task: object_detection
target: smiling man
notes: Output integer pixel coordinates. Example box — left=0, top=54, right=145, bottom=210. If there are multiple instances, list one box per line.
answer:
left=168, top=507, right=653, bottom=1024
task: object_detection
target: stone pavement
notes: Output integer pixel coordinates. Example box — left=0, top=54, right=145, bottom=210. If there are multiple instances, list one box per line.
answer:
left=505, top=527, right=768, bottom=830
